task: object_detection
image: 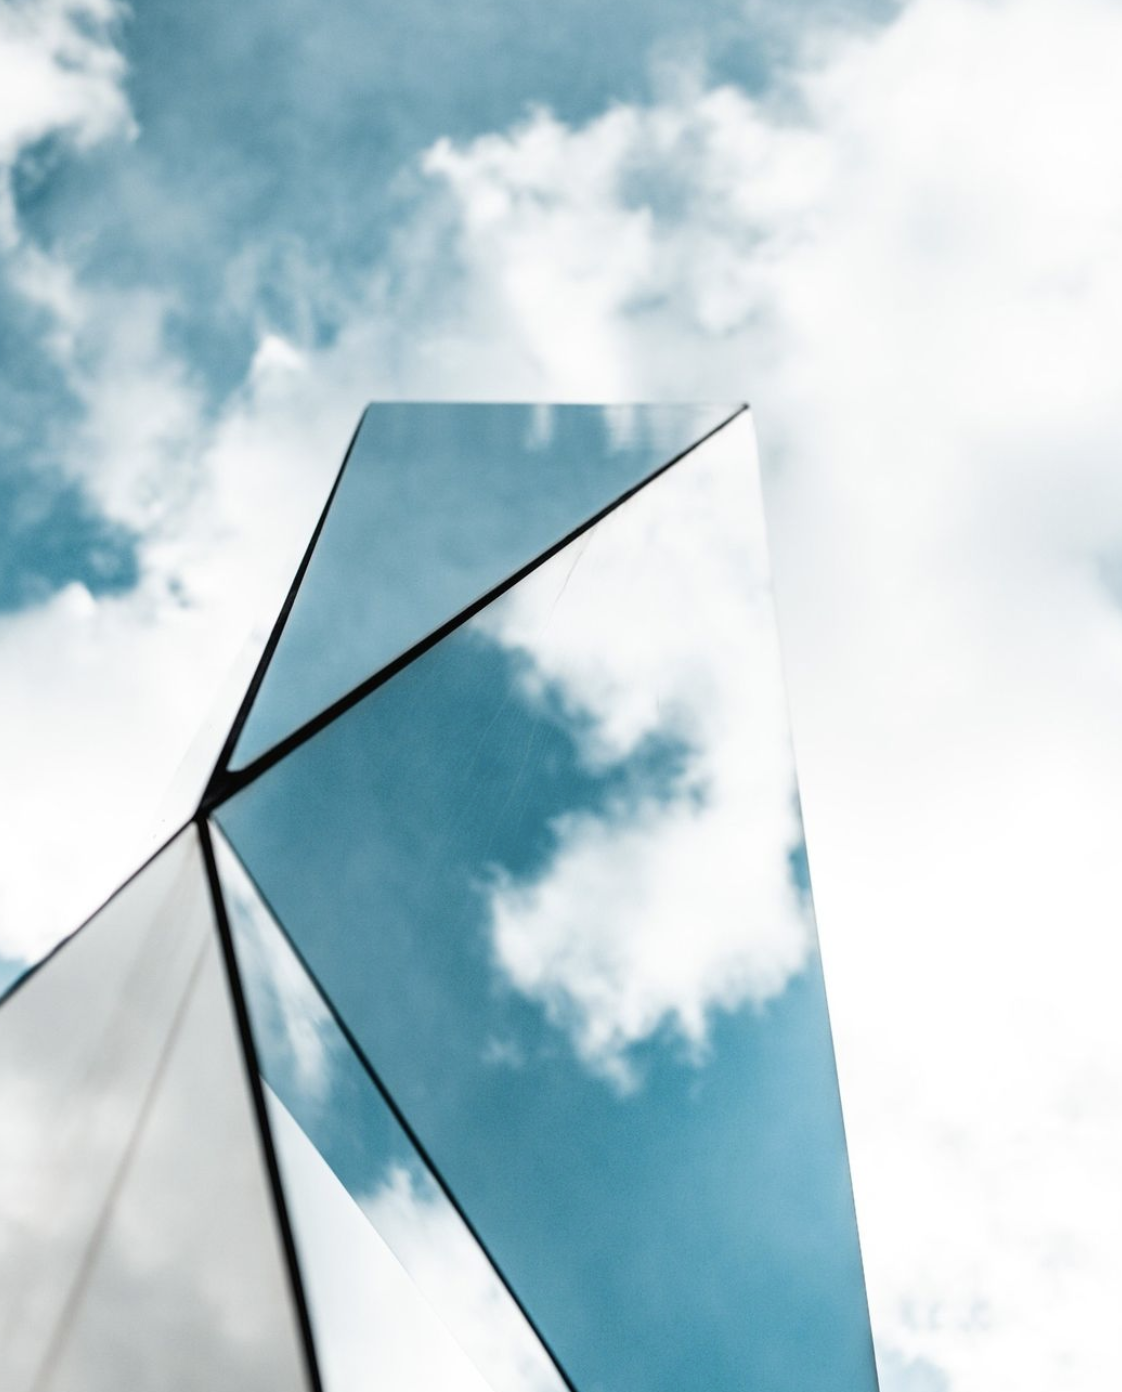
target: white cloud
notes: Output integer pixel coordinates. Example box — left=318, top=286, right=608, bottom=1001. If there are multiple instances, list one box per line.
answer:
left=0, top=346, right=352, bottom=959
left=10, top=248, right=206, bottom=530
left=477, top=415, right=813, bottom=1089
left=0, top=0, right=133, bottom=245
left=0, top=0, right=377, bottom=962
left=408, top=4, right=1122, bottom=1388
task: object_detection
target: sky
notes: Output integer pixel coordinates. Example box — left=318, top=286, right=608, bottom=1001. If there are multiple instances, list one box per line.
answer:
left=2, top=1, right=1122, bottom=1390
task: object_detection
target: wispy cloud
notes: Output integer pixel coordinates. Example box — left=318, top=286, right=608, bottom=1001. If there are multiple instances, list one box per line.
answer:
left=0, top=0, right=133, bottom=245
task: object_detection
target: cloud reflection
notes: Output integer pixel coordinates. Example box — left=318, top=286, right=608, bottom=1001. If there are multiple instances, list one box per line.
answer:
left=477, top=414, right=813, bottom=1087
left=361, top=1165, right=564, bottom=1392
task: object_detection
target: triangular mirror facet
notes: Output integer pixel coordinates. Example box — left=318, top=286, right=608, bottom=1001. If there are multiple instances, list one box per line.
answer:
left=229, top=402, right=740, bottom=770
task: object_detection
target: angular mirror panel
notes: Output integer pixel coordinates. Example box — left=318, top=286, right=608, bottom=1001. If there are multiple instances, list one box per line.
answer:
left=0, top=826, right=309, bottom=1392
left=217, top=410, right=877, bottom=1392
left=266, top=1088, right=526, bottom=1392
left=230, top=401, right=740, bottom=769
left=213, top=826, right=567, bottom=1392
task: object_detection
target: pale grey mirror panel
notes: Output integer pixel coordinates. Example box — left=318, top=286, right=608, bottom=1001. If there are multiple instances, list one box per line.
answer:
left=0, top=825, right=310, bottom=1392
left=214, top=827, right=568, bottom=1392
left=266, top=1088, right=519, bottom=1392
left=230, top=401, right=740, bottom=769
left=218, top=411, right=879, bottom=1392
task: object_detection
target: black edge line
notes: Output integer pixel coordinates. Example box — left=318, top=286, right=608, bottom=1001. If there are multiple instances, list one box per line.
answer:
left=210, top=823, right=584, bottom=1392
left=0, top=818, right=193, bottom=1013
left=197, top=816, right=327, bottom=1392
left=200, top=406, right=371, bottom=804
left=204, top=402, right=748, bottom=811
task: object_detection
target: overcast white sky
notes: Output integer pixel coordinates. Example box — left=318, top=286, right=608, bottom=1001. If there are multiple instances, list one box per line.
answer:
left=2, top=1, right=1121, bottom=1389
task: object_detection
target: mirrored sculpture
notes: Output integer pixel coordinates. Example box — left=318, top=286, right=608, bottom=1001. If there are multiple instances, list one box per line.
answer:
left=0, top=404, right=879, bottom=1392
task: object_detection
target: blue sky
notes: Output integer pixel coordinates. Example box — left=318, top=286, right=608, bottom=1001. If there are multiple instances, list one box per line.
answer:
left=0, top=0, right=893, bottom=655
left=3, top=2, right=1122, bottom=1390
left=2, top=0, right=889, bottom=521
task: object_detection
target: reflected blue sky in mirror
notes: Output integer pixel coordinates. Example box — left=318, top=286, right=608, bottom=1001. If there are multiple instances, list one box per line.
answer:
left=217, top=415, right=877, bottom=1392
left=214, top=827, right=567, bottom=1392
left=231, top=402, right=738, bottom=768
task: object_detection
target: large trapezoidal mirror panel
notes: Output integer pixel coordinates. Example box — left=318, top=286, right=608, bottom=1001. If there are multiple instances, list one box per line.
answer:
left=217, top=411, right=878, bottom=1392
left=230, top=401, right=740, bottom=769
left=0, top=826, right=310, bottom=1392
left=213, top=826, right=568, bottom=1392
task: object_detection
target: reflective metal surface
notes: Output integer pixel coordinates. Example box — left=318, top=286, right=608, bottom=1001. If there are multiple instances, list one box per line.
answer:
left=218, top=413, right=877, bottom=1392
